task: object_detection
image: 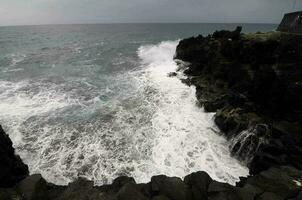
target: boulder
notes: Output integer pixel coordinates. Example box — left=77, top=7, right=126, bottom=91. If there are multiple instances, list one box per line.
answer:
left=112, top=176, right=136, bottom=190
left=151, top=175, right=192, bottom=200
left=207, top=181, right=241, bottom=200
left=167, top=72, right=177, bottom=77
left=0, top=125, right=29, bottom=187
left=184, top=171, right=212, bottom=200
left=245, top=166, right=302, bottom=199
left=17, top=174, right=65, bottom=200
left=116, top=183, right=147, bottom=200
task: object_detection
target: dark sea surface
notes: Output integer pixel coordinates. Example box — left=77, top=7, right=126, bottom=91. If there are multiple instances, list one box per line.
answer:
left=0, top=23, right=277, bottom=185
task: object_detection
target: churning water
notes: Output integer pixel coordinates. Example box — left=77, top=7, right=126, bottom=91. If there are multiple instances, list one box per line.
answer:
left=0, top=24, right=277, bottom=185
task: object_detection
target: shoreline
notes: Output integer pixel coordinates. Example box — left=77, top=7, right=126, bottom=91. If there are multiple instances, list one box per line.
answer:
left=1, top=27, right=302, bottom=199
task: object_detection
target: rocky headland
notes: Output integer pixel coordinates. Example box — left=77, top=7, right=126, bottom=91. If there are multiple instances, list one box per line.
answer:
left=1, top=27, right=302, bottom=200
left=175, top=27, right=302, bottom=175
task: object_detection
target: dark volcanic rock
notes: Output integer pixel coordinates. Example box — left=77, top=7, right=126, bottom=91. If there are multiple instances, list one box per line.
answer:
left=207, top=181, right=241, bottom=200
left=116, top=183, right=147, bottom=200
left=151, top=175, right=192, bottom=200
left=256, top=192, right=283, bottom=200
left=184, top=171, right=212, bottom=200
left=175, top=27, right=302, bottom=174
left=244, top=166, right=302, bottom=199
left=0, top=125, right=29, bottom=187
left=0, top=162, right=302, bottom=200
left=17, top=174, right=65, bottom=200
left=277, top=11, right=302, bottom=34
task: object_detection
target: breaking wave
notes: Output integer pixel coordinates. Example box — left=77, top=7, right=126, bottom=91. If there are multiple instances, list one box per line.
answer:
left=0, top=41, right=248, bottom=186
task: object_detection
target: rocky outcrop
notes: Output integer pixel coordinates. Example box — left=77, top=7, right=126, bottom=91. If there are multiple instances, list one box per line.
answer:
left=1, top=165, right=302, bottom=200
left=277, top=11, right=302, bottom=34
left=0, top=112, right=301, bottom=200
left=0, top=125, right=28, bottom=187
left=175, top=27, right=302, bottom=175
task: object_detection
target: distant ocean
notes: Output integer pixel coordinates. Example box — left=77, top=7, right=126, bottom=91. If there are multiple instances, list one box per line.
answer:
left=0, top=23, right=277, bottom=185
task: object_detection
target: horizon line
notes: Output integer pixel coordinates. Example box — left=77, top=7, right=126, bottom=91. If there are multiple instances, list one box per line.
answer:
left=0, top=22, right=278, bottom=28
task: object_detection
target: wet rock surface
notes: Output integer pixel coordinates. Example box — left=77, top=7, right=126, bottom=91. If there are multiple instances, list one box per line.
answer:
left=175, top=27, right=302, bottom=175
left=1, top=166, right=302, bottom=200
left=0, top=125, right=28, bottom=188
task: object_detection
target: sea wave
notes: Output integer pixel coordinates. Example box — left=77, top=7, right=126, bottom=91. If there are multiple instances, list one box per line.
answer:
left=134, top=41, right=248, bottom=184
left=0, top=40, right=248, bottom=186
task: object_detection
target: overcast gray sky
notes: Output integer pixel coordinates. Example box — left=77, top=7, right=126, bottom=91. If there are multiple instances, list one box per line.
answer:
left=0, top=0, right=301, bottom=26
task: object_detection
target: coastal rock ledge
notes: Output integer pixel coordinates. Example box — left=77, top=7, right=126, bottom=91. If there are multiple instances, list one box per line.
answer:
left=0, top=126, right=302, bottom=200
left=175, top=27, right=302, bottom=175
left=1, top=28, right=302, bottom=200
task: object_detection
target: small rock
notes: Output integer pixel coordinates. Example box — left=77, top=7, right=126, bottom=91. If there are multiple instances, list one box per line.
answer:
left=151, top=175, right=192, bottom=200
left=184, top=171, right=212, bottom=200
left=168, top=72, right=177, bottom=77
left=112, top=176, right=136, bottom=190
left=116, top=183, right=147, bottom=200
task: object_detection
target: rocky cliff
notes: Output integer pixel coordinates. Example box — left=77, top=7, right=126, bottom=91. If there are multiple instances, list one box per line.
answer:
left=0, top=125, right=28, bottom=188
left=174, top=27, right=302, bottom=176
left=1, top=28, right=302, bottom=200
left=277, top=11, right=302, bottom=34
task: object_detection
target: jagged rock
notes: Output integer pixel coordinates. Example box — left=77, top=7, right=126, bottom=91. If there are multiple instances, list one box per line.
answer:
left=175, top=27, right=302, bottom=174
left=0, top=125, right=29, bottom=187
left=207, top=181, right=241, bottom=200
left=256, top=192, right=283, bottom=200
left=214, top=108, right=249, bottom=137
left=152, top=195, right=171, bottom=200
left=184, top=171, right=212, bottom=200
left=167, top=72, right=177, bottom=77
left=244, top=166, right=302, bottom=199
left=112, top=176, right=136, bottom=190
left=236, top=184, right=263, bottom=200
left=151, top=175, right=192, bottom=200
left=277, top=11, right=302, bottom=34
left=212, top=26, right=242, bottom=41
left=0, top=168, right=302, bottom=200
left=17, top=174, right=65, bottom=200
left=116, top=183, right=147, bottom=200
left=56, top=178, right=102, bottom=200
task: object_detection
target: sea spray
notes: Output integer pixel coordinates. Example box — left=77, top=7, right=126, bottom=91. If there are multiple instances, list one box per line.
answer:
left=0, top=39, right=248, bottom=186
left=134, top=41, right=248, bottom=184
left=230, top=124, right=271, bottom=163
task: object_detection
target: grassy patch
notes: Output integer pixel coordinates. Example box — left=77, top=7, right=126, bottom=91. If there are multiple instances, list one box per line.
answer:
left=243, top=31, right=281, bottom=41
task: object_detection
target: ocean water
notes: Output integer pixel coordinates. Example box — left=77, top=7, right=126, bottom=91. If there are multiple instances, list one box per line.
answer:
left=0, top=23, right=277, bottom=185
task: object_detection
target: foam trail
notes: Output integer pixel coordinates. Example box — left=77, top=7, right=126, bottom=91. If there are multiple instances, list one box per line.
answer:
left=135, top=41, right=248, bottom=184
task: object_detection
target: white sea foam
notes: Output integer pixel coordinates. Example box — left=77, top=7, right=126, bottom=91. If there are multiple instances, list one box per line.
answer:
left=0, top=80, right=72, bottom=144
left=133, top=41, right=248, bottom=184
left=0, top=40, right=248, bottom=186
